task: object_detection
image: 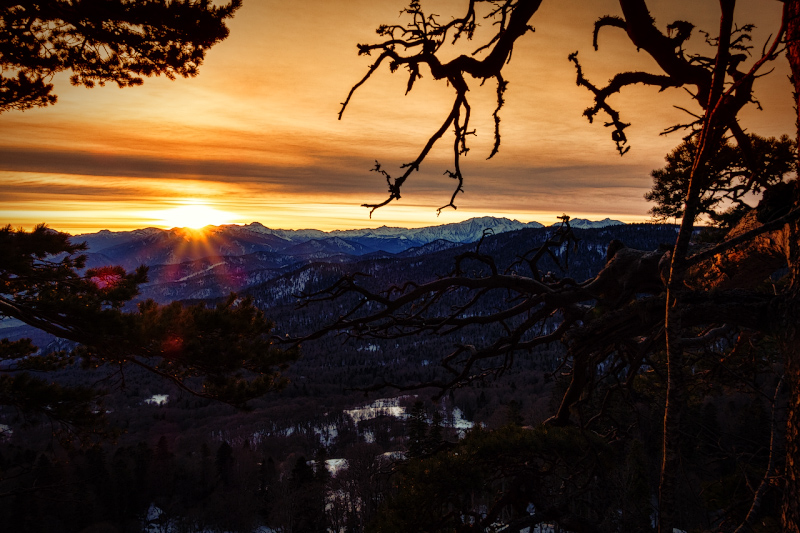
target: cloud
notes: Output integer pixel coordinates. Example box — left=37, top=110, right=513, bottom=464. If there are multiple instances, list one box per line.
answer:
left=0, top=145, right=656, bottom=219
left=0, top=0, right=790, bottom=233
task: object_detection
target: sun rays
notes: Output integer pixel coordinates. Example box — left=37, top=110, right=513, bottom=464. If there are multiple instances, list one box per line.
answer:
left=155, top=201, right=237, bottom=230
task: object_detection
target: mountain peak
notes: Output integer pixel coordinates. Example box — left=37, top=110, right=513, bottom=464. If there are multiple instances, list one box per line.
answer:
left=68, top=216, right=627, bottom=267
left=555, top=218, right=624, bottom=229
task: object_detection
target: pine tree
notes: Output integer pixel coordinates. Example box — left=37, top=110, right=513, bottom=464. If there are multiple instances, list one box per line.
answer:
left=406, top=401, right=427, bottom=458
left=0, top=0, right=242, bottom=112
left=426, top=408, right=444, bottom=452
left=215, top=441, right=234, bottom=486
left=506, top=400, right=525, bottom=427
left=288, top=455, right=327, bottom=533
left=0, top=224, right=298, bottom=437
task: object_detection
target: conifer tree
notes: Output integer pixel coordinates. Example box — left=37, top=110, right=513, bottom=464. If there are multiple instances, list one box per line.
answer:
left=645, top=134, right=795, bottom=225
left=0, top=224, right=297, bottom=436
left=0, top=0, right=299, bottom=439
left=406, top=401, right=427, bottom=458
left=0, top=0, right=241, bottom=112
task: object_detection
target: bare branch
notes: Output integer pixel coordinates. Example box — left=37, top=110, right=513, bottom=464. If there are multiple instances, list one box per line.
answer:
left=593, top=15, right=626, bottom=51
left=363, top=93, right=466, bottom=215
left=733, top=374, right=785, bottom=533
left=488, top=73, right=507, bottom=160
left=685, top=206, right=800, bottom=268
left=344, top=0, right=543, bottom=213
left=338, top=51, right=392, bottom=120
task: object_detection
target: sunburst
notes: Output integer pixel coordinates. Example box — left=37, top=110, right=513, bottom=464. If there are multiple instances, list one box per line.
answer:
left=156, top=202, right=235, bottom=230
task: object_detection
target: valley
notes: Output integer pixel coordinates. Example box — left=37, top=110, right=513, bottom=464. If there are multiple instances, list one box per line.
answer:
left=1, top=217, right=689, bottom=532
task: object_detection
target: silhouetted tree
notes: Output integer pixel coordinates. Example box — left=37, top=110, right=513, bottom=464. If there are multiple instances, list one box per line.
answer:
left=306, top=1, right=800, bottom=531
left=645, top=134, right=796, bottom=225
left=287, top=455, right=327, bottom=533
left=406, top=401, right=427, bottom=458
left=426, top=408, right=444, bottom=452
left=0, top=224, right=298, bottom=437
left=0, top=0, right=241, bottom=112
left=779, top=4, right=800, bottom=531
left=215, top=441, right=234, bottom=486
left=333, top=442, right=388, bottom=532
left=372, top=425, right=612, bottom=532
left=506, top=400, right=524, bottom=427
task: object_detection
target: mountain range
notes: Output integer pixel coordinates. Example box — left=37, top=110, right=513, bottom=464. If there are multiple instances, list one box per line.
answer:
left=67, top=218, right=652, bottom=308
left=73, top=216, right=623, bottom=268
left=62, top=216, right=625, bottom=303
left=6, top=216, right=679, bottom=352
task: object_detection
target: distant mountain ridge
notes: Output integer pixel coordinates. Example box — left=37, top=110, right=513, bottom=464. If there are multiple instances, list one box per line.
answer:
left=74, top=216, right=623, bottom=259
left=560, top=217, right=624, bottom=229
left=243, top=216, right=546, bottom=243
left=60, top=217, right=629, bottom=304
left=247, top=222, right=677, bottom=318
left=74, top=225, right=291, bottom=270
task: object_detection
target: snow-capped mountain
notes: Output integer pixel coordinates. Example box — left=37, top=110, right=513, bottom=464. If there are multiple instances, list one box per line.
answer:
left=72, top=217, right=553, bottom=260
left=550, top=218, right=624, bottom=229
left=282, top=237, right=377, bottom=257
left=236, top=216, right=544, bottom=248
left=74, top=227, right=165, bottom=251
left=63, top=217, right=630, bottom=302
left=68, top=216, right=624, bottom=271
left=248, top=223, right=679, bottom=314
left=397, top=239, right=464, bottom=258
left=398, top=216, right=544, bottom=243
left=73, top=226, right=290, bottom=269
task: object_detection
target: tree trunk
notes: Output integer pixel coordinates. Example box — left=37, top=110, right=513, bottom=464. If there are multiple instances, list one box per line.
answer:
left=783, top=278, right=800, bottom=533
left=659, top=4, right=736, bottom=527
left=784, top=2, right=800, bottom=531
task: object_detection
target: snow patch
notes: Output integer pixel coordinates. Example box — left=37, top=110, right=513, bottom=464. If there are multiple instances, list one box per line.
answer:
left=144, top=394, right=169, bottom=406
left=314, top=423, right=339, bottom=447
left=357, top=344, right=381, bottom=353
left=450, top=407, right=474, bottom=430
left=326, top=458, right=348, bottom=476
left=175, top=262, right=225, bottom=282
left=345, top=398, right=404, bottom=423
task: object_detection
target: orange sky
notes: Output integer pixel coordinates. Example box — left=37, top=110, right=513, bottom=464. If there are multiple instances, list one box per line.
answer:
left=0, top=0, right=794, bottom=234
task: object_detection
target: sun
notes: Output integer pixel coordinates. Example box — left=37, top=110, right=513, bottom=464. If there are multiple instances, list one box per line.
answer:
left=156, top=202, right=236, bottom=230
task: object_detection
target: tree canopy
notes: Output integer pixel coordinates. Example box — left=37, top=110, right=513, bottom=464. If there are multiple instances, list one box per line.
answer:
left=0, top=0, right=241, bottom=113
left=0, top=0, right=301, bottom=440
left=0, top=224, right=295, bottom=436
left=645, top=133, right=796, bottom=225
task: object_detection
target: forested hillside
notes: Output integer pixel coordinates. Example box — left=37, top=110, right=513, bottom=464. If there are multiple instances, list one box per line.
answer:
left=3, top=0, right=798, bottom=530
left=2, top=221, right=735, bottom=533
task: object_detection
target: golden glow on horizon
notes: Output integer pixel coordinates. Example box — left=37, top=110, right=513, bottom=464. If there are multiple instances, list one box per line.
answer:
left=0, top=2, right=791, bottom=235
left=153, top=201, right=237, bottom=230
left=0, top=170, right=658, bottom=234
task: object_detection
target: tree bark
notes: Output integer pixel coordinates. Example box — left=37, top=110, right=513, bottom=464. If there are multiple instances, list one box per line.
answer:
left=783, top=2, right=800, bottom=531
left=659, top=4, right=738, bottom=530
left=783, top=267, right=800, bottom=533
